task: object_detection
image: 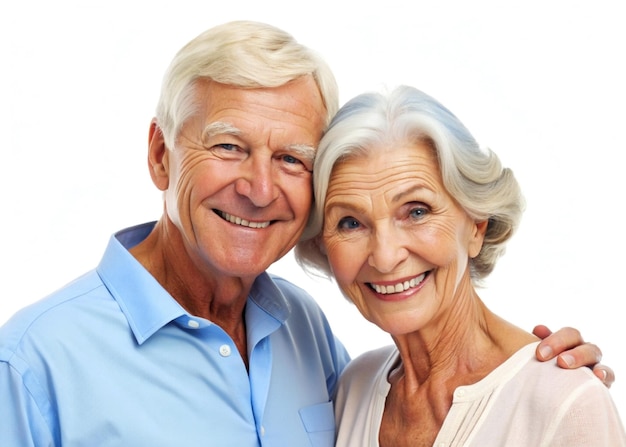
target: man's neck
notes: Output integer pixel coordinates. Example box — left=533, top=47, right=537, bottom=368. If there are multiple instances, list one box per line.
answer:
left=129, top=218, right=253, bottom=366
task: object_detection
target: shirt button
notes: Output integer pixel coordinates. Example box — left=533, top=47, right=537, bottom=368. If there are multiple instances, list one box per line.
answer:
left=187, top=320, right=200, bottom=329
left=219, top=344, right=231, bottom=357
left=455, top=389, right=466, bottom=398
left=260, top=426, right=265, bottom=436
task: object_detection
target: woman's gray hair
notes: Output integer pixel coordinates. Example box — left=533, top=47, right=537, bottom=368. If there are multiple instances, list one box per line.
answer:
left=296, top=85, right=525, bottom=284
left=155, top=20, right=338, bottom=149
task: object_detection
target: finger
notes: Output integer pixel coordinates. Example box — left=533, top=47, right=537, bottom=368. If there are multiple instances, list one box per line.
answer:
left=593, top=365, right=615, bottom=389
left=554, top=342, right=602, bottom=369
left=532, top=324, right=553, bottom=340
left=535, top=326, right=584, bottom=361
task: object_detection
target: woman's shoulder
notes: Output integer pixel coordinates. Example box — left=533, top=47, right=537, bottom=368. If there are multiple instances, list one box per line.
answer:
left=350, top=344, right=397, bottom=365
left=335, top=345, right=397, bottom=414
left=500, top=342, right=612, bottom=410
left=340, top=345, right=398, bottom=385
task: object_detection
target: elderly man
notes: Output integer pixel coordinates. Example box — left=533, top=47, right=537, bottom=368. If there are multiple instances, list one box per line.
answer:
left=0, top=20, right=611, bottom=447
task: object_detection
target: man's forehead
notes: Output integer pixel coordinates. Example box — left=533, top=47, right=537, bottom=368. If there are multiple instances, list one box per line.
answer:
left=196, top=77, right=326, bottom=130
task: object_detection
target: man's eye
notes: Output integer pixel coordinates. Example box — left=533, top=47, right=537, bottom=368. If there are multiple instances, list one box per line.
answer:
left=279, top=153, right=312, bottom=173
left=338, top=217, right=360, bottom=230
left=209, top=143, right=247, bottom=160
left=216, top=143, right=238, bottom=151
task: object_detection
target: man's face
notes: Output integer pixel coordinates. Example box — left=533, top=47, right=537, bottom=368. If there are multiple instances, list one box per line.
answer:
left=159, top=77, right=326, bottom=280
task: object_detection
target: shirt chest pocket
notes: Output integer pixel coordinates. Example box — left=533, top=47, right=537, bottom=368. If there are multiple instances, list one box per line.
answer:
left=299, top=401, right=336, bottom=446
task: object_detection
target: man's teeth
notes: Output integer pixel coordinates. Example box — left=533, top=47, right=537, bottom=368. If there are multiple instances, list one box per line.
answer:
left=220, top=211, right=270, bottom=229
left=370, top=273, right=426, bottom=294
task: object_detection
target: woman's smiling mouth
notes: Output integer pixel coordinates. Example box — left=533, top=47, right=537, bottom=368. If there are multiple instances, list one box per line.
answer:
left=368, top=272, right=428, bottom=295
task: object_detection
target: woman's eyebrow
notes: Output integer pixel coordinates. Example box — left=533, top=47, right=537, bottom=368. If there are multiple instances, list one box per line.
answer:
left=392, top=184, right=430, bottom=203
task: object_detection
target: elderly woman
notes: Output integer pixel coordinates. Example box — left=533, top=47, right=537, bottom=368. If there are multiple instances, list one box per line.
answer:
left=296, top=86, right=625, bottom=446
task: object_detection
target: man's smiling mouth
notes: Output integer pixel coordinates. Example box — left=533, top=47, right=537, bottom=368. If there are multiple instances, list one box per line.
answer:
left=215, top=210, right=271, bottom=229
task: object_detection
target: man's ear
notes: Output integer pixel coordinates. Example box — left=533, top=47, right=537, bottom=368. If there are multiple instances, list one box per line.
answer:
left=469, top=219, right=489, bottom=258
left=148, top=119, right=169, bottom=191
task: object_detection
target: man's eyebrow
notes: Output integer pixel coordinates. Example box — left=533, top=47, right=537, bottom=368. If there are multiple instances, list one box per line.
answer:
left=202, top=122, right=316, bottom=163
left=287, top=144, right=316, bottom=164
left=203, top=121, right=242, bottom=138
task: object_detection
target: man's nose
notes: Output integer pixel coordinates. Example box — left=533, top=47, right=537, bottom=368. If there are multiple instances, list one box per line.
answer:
left=234, top=156, right=280, bottom=207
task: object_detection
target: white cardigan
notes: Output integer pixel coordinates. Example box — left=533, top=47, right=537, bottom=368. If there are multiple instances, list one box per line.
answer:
left=334, top=342, right=626, bottom=446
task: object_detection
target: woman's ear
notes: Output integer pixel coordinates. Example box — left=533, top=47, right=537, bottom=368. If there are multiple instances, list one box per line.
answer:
left=469, top=220, right=489, bottom=258
left=316, top=235, right=327, bottom=255
left=147, top=119, right=170, bottom=191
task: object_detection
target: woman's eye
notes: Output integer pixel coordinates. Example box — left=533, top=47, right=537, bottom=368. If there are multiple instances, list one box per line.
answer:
left=409, top=207, right=428, bottom=219
left=338, top=217, right=361, bottom=230
left=282, top=154, right=300, bottom=164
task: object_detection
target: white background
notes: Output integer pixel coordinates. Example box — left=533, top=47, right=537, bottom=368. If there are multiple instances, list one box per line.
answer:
left=1, top=0, right=624, bottom=418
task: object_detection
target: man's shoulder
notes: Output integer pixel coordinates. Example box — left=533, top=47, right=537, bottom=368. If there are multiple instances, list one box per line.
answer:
left=268, top=273, right=313, bottom=297
left=266, top=273, right=327, bottom=316
left=0, top=270, right=109, bottom=356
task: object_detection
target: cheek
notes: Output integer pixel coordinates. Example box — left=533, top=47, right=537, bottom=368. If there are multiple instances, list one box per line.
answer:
left=325, top=239, right=363, bottom=289
left=165, top=157, right=223, bottom=225
left=326, top=241, right=371, bottom=317
left=420, top=221, right=463, bottom=262
left=423, top=223, right=473, bottom=285
left=285, top=178, right=312, bottom=220
left=424, top=218, right=462, bottom=258
left=170, top=153, right=209, bottom=196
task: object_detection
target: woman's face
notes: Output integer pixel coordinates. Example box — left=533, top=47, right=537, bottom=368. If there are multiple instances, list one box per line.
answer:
left=322, top=141, right=486, bottom=336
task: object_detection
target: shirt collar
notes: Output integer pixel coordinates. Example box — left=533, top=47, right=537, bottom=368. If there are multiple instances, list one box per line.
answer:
left=96, top=222, right=187, bottom=344
left=96, top=222, right=292, bottom=344
left=249, top=272, right=291, bottom=324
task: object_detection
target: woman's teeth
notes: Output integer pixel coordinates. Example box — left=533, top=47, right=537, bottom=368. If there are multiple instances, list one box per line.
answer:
left=370, top=273, right=426, bottom=294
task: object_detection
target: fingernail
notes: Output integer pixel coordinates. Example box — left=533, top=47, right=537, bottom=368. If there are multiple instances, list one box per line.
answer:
left=600, top=369, right=608, bottom=381
left=539, top=345, right=553, bottom=359
left=561, top=354, right=574, bottom=367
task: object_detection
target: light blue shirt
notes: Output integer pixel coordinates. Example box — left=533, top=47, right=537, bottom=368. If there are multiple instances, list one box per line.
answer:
left=0, top=222, right=350, bottom=446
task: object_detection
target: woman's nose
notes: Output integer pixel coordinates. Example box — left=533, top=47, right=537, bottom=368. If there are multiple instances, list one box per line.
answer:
left=367, top=226, right=410, bottom=273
